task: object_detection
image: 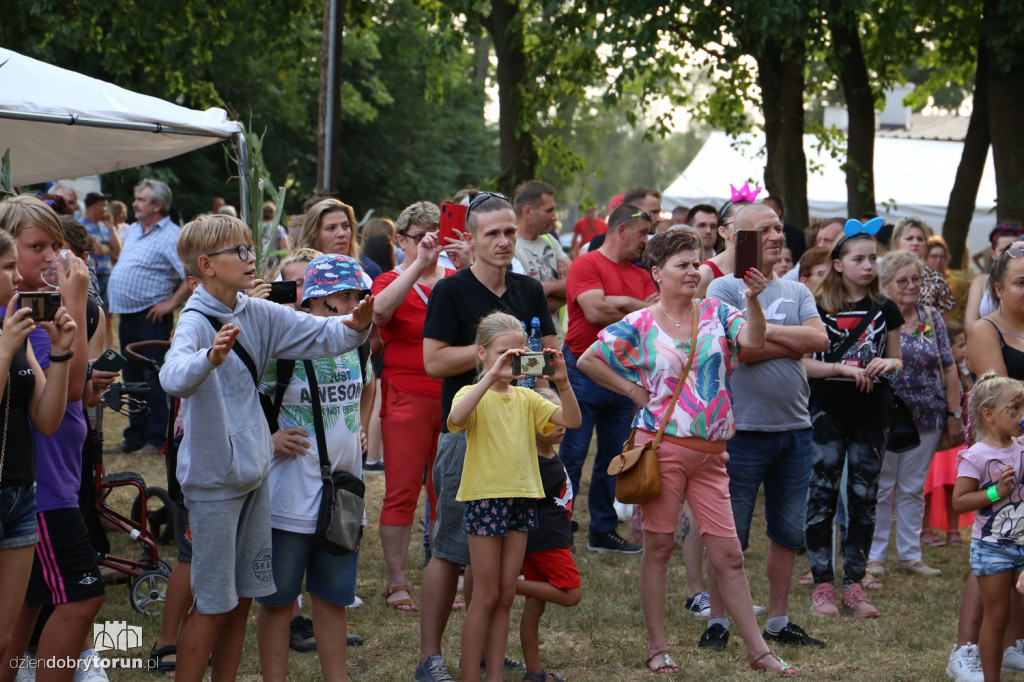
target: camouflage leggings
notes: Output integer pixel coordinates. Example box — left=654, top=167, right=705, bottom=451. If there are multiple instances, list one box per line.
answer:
left=805, top=411, right=888, bottom=588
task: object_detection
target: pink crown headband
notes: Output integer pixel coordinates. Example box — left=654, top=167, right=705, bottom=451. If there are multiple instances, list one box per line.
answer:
left=729, top=182, right=762, bottom=203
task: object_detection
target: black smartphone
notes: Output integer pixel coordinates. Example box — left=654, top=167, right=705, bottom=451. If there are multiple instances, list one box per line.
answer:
left=733, top=230, right=762, bottom=278
left=268, top=280, right=298, bottom=305
left=93, top=348, right=127, bottom=373
left=20, top=291, right=61, bottom=322
left=512, top=351, right=555, bottom=377
left=439, top=202, right=468, bottom=246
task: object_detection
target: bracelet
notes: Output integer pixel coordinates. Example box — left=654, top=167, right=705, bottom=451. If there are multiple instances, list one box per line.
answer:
left=987, top=485, right=1001, bottom=503
left=556, top=384, right=572, bottom=392
left=48, top=349, right=74, bottom=363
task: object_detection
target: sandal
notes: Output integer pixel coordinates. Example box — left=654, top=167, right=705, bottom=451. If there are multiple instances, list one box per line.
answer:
left=921, top=530, right=946, bottom=547
left=862, top=571, right=883, bottom=591
left=451, top=594, right=466, bottom=611
left=523, top=670, right=565, bottom=682
left=646, top=651, right=680, bottom=674
left=947, top=530, right=964, bottom=546
left=746, top=650, right=797, bottom=675
left=149, top=643, right=176, bottom=673
left=797, top=570, right=813, bottom=587
left=382, top=584, right=418, bottom=612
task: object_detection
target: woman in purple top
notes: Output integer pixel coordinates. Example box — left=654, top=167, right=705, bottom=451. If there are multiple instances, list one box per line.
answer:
left=0, top=198, right=77, bottom=674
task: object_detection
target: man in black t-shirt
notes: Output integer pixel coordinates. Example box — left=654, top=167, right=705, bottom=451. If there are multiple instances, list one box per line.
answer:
left=414, top=192, right=556, bottom=682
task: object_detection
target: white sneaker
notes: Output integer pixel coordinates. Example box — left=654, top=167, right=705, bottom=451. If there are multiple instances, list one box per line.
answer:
left=948, top=643, right=984, bottom=682
left=1004, top=639, right=1024, bottom=671
left=14, top=653, right=35, bottom=682
left=74, top=653, right=109, bottom=682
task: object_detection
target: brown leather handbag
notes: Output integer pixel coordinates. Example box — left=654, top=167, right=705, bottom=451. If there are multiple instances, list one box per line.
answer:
left=608, top=301, right=699, bottom=505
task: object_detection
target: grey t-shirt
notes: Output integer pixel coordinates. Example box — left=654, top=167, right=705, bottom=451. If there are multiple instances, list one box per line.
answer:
left=706, top=276, right=818, bottom=431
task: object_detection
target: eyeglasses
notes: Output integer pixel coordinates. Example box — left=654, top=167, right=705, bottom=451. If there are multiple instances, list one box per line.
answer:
left=893, top=275, right=922, bottom=288
left=1004, top=246, right=1024, bottom=259
left=206, top=244, right=253, bottom=261
left=399, top=227, right=439, bottom=244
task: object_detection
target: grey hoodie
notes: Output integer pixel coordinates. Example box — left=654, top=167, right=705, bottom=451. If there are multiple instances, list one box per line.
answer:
left=160, top=285, right=370, bottom=501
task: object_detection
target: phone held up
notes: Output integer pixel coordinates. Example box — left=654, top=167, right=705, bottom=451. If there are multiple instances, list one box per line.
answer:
left=439, top=203, right=468, bottom=247
left=268, top=280, right=298, bottom=305
left=93, top=349, right=128, bottom=373
left=512, top=351, right=555, bottom=377
left=733, top=230, right=762, bottom=278
left=19, top=292, right=61, bottom=322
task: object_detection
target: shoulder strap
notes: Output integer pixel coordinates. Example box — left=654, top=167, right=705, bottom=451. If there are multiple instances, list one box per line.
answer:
left=825, top=302, right=880, bottom=363
left=187, top=310, right=260, bottom=388
left=261, top=359, right=296, bottom=432
left=650, top=300, right=699, bottom=448
left=302, top=359, right=333, bottom=483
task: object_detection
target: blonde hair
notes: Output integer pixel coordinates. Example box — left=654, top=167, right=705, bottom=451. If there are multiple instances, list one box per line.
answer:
left=275, top=247, right=323, bottom=279
left=892, top=217, right=932, bottom=248
left=878, top=249, right=924, bottom=285
left=966, top=372, right=1024, bottom=446
left=298, top=199, right=357, bottom=257
left=0, top=195, right=64, bottom=243
left=474, top=311, right=526, bottom=378
left=816, top=234, right=882, bottom=316
left=177, top=214, right=253, bottom=279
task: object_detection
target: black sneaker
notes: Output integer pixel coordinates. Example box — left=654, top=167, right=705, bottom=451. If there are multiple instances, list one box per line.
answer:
left=347, top=633, right=364, bottom=646
left=763, top=621, right=826, bottom=648
left=587, top=530, right=642, bottom=554
left=684, top=591, right=711, bottom=617
left=289, top=616, right=316, bottom=652
left=698, top=622, right=730, bottom=650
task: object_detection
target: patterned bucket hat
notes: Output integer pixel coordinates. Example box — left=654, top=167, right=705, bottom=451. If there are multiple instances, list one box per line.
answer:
left=301, top=254, right=369, bottom=308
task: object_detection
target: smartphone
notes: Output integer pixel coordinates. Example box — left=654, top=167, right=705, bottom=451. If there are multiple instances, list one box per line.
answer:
left=19, top=292, right=61, bottom=322
left=268, top=280, right=298, bottom=305
left=512, top=351, right=555, bottom=377
left=439, top=202, right=468, bottom=247
left=93, top=349, right=127, bottom=373
left=733, top=230, right=762, bottom=278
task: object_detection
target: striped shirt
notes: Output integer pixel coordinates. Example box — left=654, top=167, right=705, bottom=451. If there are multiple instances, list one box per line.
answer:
left=107, top=215, right=185, bottom=314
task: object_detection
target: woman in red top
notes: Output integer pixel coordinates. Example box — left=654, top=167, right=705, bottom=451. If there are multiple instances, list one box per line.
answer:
left=371, top=202, right=454, bottom=612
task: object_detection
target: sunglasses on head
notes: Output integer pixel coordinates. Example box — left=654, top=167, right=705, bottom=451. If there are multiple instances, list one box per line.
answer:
left=465, top=191, right=510, bottom=220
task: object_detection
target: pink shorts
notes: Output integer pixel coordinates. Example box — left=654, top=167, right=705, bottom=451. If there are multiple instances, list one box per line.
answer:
left=634, top=430, right=736, bottom=539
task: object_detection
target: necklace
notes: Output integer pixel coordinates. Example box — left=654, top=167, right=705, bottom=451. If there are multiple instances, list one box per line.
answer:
left=661, top=305, right=688, bottom=328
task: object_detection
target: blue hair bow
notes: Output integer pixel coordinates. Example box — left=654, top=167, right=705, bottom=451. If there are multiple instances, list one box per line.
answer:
left=843, top=217, right=883, bottom=238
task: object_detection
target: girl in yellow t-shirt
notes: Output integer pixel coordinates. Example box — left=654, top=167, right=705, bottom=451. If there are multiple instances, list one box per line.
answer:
left=447, top=311, right=580, bottom=682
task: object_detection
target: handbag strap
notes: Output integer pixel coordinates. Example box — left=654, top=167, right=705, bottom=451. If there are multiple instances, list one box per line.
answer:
left=188, top=310, right=260, bottom=388
left=301, top=359, right=333, bottom=484
left=649, top=300, right=699, bottom=449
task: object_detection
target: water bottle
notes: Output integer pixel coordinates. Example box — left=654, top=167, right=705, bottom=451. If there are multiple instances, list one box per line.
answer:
left=521, top=317, right=542, bottom=388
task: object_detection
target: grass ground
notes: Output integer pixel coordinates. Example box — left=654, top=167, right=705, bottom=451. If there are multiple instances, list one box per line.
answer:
left=94, top=407, right=968, bottom=680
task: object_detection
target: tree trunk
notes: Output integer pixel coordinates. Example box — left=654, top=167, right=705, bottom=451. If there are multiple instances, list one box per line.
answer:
left=484, top=0, right=538, bottom=194
left=756, top=38, right=809, bottom=231
left=831, top=8, right=876, bottom=218
left=316, top=0, right=345, bottom=194
left=944, top=41, right=990, bottom=268
left=987, top=11, right=1024, bottom=223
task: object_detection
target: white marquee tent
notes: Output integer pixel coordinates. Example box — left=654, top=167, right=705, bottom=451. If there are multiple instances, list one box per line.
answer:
left=0, top=48, right=247, bottom=216
left=662, top=131, right=997, bottom=257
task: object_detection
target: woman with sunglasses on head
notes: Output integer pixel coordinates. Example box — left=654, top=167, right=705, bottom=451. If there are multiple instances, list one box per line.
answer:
left=965, top=225, right=1024, bottom=329
left=370, top=202, right=456, bottom=614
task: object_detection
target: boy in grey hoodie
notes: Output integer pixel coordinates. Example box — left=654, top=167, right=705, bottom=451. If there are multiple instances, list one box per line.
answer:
left=159, top=215, right=373, bottom=682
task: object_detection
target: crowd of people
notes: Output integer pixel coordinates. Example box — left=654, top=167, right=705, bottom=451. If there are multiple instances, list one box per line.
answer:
left=0, top=177, right=1021, bottom=682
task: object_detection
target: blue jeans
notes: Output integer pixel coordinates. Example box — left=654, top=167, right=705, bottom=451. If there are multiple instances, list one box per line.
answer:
left=726, top=429, right=813, bottom=551
left=805, top=411, right=887, bottom=587
left=558, top=345, right=635, bottom=538
left=119, top=310, right=173, bottom=449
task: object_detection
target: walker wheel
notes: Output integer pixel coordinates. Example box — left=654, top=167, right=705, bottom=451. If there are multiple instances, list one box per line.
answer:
left=129, top=569, right=168, bottom=616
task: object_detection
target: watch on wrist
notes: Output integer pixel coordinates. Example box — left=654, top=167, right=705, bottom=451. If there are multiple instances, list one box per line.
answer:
left=948, top=410, right=962, bottom=419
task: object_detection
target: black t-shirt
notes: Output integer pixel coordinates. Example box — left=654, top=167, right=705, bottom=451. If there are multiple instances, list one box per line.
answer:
left=526, top=454, right=573, bottom=554
left=0, top=342, right=38, bottom=488
left=423, top=268, right=555, bottom=428
left=811, top=295, right=904, bottom=426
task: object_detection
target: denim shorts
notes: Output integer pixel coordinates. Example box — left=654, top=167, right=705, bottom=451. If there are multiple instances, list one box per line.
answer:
left=0, top=485, right=38, bottom=549
left=255, top=528, right=359, bottom=608
left=726, top=429, right=813, bottom=551
left=971, top=539, right=1024, bottom=577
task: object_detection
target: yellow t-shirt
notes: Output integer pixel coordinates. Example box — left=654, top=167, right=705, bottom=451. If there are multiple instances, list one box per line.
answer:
left=449, top=385, right=559, bottom=502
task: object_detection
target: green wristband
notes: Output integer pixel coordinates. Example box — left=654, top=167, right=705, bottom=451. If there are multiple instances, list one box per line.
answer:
left=987, top=485, right=1001, bottom=503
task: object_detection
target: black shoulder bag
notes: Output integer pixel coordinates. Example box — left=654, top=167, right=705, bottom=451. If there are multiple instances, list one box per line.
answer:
left=303, top=360, right=365, bottom=555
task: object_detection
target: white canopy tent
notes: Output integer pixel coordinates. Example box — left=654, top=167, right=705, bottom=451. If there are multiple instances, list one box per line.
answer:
left=0, top=48, right=248, bottom=219
left=662, top=131, right=997, bottom=259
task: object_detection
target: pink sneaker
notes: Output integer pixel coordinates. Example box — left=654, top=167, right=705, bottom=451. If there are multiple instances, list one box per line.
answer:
left=811, top=583, right=838, bottom=616
left=842, top=583, right=879, bottom=618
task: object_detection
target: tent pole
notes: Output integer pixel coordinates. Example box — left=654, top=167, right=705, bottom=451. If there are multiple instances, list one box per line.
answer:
left=236, top=131, right=251, bottom=227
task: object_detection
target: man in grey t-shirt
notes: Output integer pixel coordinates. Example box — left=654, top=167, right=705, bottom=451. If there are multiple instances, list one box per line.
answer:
left=703, top=204, right=829, bottom=650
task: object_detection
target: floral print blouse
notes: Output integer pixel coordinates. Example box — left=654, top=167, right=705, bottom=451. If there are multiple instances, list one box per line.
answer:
left=592, top=299, right=745, bottom=441
left=892, top=302, right=955, bottom=431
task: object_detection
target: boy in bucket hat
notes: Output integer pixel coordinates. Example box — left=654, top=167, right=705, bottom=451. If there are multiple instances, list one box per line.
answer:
left=255, top=253, right=375, bottom=682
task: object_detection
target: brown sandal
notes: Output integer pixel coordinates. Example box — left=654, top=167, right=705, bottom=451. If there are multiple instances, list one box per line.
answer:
left=646, top=651, right=680, bottom=674
left=382, top=585, right=418, bottom=612
left=746, top=650, right=797, bottom=675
